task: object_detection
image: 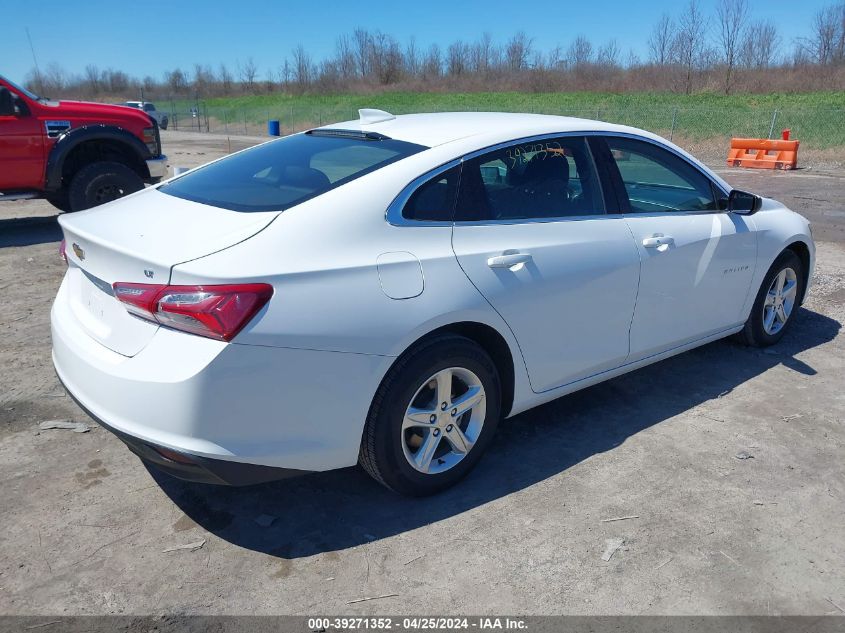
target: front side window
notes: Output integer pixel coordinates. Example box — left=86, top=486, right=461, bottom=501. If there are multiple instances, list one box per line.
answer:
left=454, top=136, right=604, bottom=222
left=1, top=76, right=42, bottom=102
left=160, top=132, right=426, bottom=212
left=605, top=137, right=718, bottom=213
left=144, top=104, right=156, bottom=112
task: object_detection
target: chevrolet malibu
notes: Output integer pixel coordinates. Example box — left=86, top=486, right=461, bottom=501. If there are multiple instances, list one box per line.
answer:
left=52, top=110, right=814, bottom=495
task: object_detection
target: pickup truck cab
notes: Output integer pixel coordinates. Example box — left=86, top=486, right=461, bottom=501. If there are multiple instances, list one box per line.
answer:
left=0, top=75, right=167, bottom=211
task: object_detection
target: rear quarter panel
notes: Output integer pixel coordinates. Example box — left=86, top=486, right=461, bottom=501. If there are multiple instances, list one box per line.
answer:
left=169, top=147, right=534, bottom=413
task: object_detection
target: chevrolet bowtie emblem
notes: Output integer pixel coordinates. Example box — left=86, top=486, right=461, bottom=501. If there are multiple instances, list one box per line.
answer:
left=72, top=243, right=85, bottom=260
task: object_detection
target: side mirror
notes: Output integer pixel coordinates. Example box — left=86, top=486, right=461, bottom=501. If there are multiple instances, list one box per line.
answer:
left=728, top=189, right=762, bottom=215
left=0, top=88, right=15, bottom=116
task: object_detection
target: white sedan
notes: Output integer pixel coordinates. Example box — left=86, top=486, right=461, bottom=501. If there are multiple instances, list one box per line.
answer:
left=52, top=110, right=814, bottom=495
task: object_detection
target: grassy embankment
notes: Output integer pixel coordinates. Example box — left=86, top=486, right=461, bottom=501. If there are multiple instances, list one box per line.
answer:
left=167, top=92, right=844, bottom=162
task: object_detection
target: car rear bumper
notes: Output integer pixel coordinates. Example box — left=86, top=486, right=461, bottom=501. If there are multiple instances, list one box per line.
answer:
left=56, top=374, right=307, bottom=485
left=145, top=155, right=168, bottom=181
left=51, top=275, right=391, bottom=482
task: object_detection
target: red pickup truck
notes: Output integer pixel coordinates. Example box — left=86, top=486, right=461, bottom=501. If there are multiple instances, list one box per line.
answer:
left=0, top=75, right=167, bottom=212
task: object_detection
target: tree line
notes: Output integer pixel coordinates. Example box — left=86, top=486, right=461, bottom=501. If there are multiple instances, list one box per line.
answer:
left=25, top=0, right=845, bottom=100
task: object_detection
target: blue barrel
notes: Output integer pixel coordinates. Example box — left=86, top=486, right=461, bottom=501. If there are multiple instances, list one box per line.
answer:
left=268, top=120, right=280, bottom=136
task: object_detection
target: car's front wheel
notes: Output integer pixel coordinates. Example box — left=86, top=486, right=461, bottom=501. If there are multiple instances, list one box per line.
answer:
left=359, top=334, right=501, bottom=496
left=740, top=250, right=804, bottom=347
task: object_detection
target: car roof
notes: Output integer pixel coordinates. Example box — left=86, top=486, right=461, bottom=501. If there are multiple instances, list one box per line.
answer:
left=320, top=111, right=650, bottom=149
left=315, top=110, right=730, bottom=193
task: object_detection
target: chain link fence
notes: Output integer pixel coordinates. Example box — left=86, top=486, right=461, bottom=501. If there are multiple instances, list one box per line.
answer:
left=162, top=102, right=845, bottom=168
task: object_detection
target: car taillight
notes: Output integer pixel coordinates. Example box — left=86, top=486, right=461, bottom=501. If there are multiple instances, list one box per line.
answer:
left=113, top=282, right=166, bottom=320
left=112, top=282, right=273, bottom=341
left=59, top=239, right=67, bottom=263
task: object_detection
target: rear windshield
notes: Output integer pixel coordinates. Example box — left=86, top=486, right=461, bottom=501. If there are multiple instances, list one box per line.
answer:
left=160, top=132, right=427, bottom=212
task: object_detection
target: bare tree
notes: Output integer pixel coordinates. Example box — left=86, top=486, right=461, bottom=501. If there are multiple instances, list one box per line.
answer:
left=278, top=59, right=292, bottom=88
left=237, top=57, right=259, bottom=92
left=505, top=31, right=533, bottom=71
left=84, top=64, right=100, bottom=94
left=218, top=63, right=233, bottom=94
left=597, top=40, right=620, bottom=67
left=369, top=32, right=404, bottom=84
left=799, top=1, right=845, bottom=64
left=193, top=64, right=214, bottom=96
left=447, top=40, right=469, bottom=75
left=673, top=0, right=708, bottom=94
left=567, top=35, right=594, bottom=68
left=38, top=63, right=67, bottom=95
left=103, top=69, right=129, bottom=93
left=164, top=68, right=187, bottom=94
left=421, top=43, right=442, bottom=78
left=404, top=37, right=420, bottom=77
left=741, top=20, right=780, bottom=67
left=547, top=45, right=564, bottom=70
left=335, top=34, right=357, bottom=79
left=648, top=14, right=675, bottom=65
left=716, top=0, right=748, bottom=93
left=470, top=32, right=495, bottom=74
left=353, top=28, right=372, bottom=78
left=836, top=1, right=845, bottom=63
left=292, top=45, right=313, bottom=88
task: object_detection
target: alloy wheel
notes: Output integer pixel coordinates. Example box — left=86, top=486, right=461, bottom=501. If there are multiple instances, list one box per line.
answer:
left=401, top=367, right=486, bottom=475
left=762, top=267, right=798, bottom=335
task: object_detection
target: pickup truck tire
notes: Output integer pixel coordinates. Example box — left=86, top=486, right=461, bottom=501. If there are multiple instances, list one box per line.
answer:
left=45, top=191, right=71, bottom=212
left=68, top=161, right=144, bottom=211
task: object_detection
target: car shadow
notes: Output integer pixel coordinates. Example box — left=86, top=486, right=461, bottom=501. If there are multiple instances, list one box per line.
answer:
left=0, top=216, right=62, bottom=248
left=152, top=307, right=840, bottom=560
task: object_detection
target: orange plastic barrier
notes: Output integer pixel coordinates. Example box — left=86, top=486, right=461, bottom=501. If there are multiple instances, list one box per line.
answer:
left=727, top=136, right=799, bottom=170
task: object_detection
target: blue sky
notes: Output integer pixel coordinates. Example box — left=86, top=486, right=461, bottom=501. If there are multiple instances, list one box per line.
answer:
left=2, top=0, right=831, bottom=83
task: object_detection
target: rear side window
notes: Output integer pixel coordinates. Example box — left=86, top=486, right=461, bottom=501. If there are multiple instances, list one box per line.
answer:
left=605, top=137, right=718, bottom=213
left=160, top=132, right=426, bottom=212
left=455, top=136, right=604, bottom=222
left=401, top=165, right=460, bottom=221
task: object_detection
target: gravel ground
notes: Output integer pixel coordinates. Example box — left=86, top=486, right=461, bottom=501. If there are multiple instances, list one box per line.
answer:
left=0, top=131, right=843, bottom=616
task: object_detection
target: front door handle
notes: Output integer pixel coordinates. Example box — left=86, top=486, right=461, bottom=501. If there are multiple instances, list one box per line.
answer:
left=642, top=235, right=675, bottom=249
left=487, top=252, right=532, bottom=269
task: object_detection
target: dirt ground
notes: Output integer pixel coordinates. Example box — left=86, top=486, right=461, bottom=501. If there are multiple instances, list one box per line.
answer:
left=1, top=130, right=844, bottom=616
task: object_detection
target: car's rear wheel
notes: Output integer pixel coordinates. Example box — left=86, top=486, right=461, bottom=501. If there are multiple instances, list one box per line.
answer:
left=359, top=334, right=501, bottom=496
left=740, top=250, right=804, bottom=347
left=68, top=161, right=144, bottom=211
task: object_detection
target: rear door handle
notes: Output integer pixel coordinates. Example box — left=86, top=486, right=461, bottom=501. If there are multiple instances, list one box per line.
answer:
left=642, top=235, right=675, bottom=249
left=487, top=252, right=532, bottom=269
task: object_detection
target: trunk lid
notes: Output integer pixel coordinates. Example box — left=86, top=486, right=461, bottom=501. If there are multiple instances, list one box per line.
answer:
left=58, top=188, right=278, bottom=356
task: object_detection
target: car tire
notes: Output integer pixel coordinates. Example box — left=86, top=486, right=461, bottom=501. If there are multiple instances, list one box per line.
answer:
left=45, top=191, right=71, bottom=212
left=68, top=161, right=144, bottom=212
left=740, top=250, right=804, bottom=347
left=160, top=118, right=168, bottom=130
left=359, top=334, right=501, bottom=496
